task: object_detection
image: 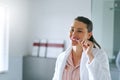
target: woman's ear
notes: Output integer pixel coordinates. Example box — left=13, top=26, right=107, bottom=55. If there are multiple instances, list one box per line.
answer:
left=87, top=32, right=92, bottom=39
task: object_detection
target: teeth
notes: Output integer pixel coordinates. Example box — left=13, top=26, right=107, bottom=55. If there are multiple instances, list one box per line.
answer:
left=71, top=37, right=80, bottom=41
left=72, top=38, right=78, bottom=41
left=73, top=38, right=76, bottom=40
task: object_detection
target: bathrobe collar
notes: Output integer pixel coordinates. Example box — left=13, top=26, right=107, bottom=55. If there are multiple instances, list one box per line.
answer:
left=58, top=45, right=89, bottom=80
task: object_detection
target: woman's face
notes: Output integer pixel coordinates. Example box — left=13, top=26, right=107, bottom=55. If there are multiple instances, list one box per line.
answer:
left=69, top=20, right=92, bottom=46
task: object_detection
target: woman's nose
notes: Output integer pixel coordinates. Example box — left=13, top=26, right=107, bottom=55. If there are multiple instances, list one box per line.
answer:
left=72, top=31, right=77, bottom=35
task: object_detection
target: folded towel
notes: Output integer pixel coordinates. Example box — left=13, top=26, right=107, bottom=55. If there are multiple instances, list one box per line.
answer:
left=32, top=40, right=40, bottom=56
left=38, top=39, right=47, bottom=57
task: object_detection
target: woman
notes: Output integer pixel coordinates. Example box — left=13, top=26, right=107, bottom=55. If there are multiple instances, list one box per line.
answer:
left=52, top=16, right=111, bottom=80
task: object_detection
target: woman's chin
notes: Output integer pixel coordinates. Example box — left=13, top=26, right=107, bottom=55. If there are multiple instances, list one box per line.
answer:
left=72, top=42, right=78, bottom=46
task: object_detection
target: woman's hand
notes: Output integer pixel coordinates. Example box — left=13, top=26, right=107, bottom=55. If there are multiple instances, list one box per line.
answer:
left=78, top=39, right=94, bottom=63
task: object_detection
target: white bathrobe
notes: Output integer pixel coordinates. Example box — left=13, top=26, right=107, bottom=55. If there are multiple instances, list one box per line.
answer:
left=52, top=46, right=111, bottom=80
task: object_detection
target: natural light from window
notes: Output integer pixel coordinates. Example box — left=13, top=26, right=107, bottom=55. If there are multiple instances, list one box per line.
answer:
left=0, top=4, right=9, bottom=73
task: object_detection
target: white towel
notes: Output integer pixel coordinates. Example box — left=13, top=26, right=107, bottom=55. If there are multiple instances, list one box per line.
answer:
left=38, top=39, right=47, bottom=57
left=32, top=40, right=40, bottom=56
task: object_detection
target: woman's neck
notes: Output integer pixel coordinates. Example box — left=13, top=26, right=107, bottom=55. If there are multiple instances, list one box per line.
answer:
left=72, top=46, right=83, bottom=66
left=72, top=46, right=83, bottom=55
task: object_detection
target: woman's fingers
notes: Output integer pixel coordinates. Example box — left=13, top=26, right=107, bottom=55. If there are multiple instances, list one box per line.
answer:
left=79, top=40, right=92, bottom=48
left=77, top=39, right=93, bottom=50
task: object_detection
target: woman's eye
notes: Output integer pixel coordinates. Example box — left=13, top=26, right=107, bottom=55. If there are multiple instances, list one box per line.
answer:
left=78, top=30, right=82, bottom=32
left=70, top=29, right=74, bottom=32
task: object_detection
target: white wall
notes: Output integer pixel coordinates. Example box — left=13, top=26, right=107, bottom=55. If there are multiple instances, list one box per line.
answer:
left=92, top=0, right=103, bottom=45
left=8, top=0, right=29, bottom=56
left=102, top=1, right=114, bottom=58
left=92, top=0, right=114, bottom=59
left=28, top=0, right=91, bottom=54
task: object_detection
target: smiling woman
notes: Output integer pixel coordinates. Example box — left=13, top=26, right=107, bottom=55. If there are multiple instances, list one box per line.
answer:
left=0, top=4, right=9, bottom=73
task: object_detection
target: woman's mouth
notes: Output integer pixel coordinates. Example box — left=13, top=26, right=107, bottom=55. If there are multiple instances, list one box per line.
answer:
left=70, top=37, right=79, bottom=41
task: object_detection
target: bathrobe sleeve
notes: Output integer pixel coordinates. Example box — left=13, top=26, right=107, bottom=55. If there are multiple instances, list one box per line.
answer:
left=86, top=49, right=111, bottom=80
left=52, top=52, right=65, bottom=80
left=52, top=58, right=59, bottom=80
